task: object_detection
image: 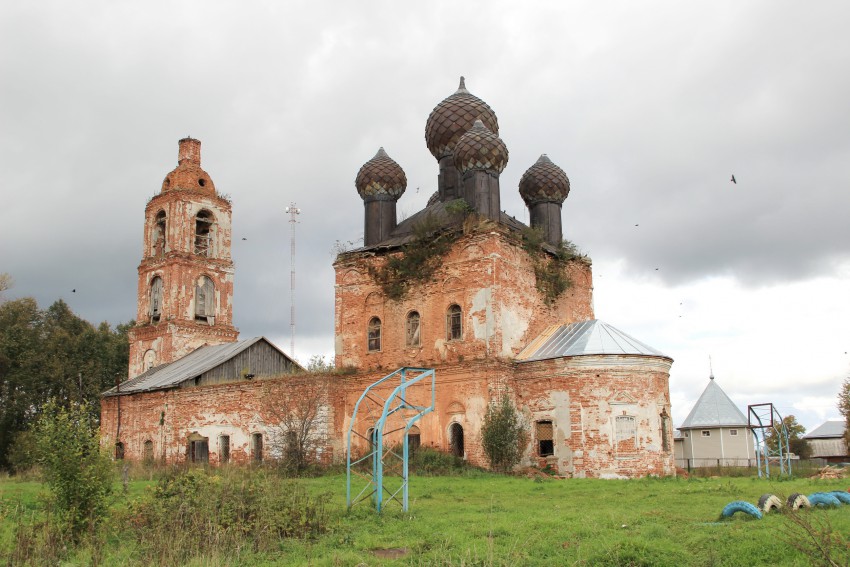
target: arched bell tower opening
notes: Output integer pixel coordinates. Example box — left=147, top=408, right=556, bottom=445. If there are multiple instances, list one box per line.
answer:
left=127, top=138, right=238, bottom=378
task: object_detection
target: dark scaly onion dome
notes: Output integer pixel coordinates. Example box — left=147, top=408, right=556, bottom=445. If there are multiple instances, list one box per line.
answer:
left=425, top=77, right=499, bottom=160
left=453, top=119, right=509, bottom=174
left=519, top=154, right=570, bottom=204
left=161, top=138, right=216, bottom=195
left=355, top=147, right=407, bottom=200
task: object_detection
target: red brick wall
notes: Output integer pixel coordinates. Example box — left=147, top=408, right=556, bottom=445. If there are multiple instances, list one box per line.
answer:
left=333, top=228, right=593, bottom=371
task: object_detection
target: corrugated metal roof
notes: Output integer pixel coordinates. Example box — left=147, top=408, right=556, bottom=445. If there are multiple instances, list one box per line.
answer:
left=804, top=420, right=846, bottom=439
left=516, top=319, right=669, bottom=362
left=103, top=337, right=298, bottom=396
left=678, top=378, right=748, bottom=429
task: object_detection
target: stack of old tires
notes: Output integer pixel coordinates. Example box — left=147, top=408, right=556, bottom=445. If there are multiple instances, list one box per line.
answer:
left=720, top=490, right=850, bottom=519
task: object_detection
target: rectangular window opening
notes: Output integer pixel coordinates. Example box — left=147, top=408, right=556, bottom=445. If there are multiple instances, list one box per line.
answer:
left=701, top=430, right=711, bottom=437
left=537, top=420, right=554, bottom=457
left=220, top=435, right=230, bottom=464
left=252, top=433, right=263, bottom=462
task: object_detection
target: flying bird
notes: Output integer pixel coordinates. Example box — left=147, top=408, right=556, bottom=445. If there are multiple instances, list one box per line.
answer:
left=634, top=224, right=639, bottom=227
left=241, top=238, right=247, bottom=240
left=731, top=174, right=737, bottom=184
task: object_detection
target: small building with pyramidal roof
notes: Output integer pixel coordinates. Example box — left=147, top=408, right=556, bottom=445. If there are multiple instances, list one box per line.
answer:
left=675, top=375, right=754, bottom=468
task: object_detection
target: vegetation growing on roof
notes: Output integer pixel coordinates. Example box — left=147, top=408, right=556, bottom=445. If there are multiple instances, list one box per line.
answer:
left=367, top=214, right=455, bottom=300
left=519, top=226, right=586, bottom=305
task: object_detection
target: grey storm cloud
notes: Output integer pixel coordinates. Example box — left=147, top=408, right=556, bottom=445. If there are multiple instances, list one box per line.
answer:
left=2, top=1, right=849, bottom=425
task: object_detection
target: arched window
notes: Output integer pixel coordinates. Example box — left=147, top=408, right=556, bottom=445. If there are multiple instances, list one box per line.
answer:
left=195, top=276, right=215, bottom=323
left=149, top=277, right=163, bottom=322
left=447, top=304, right=462, bottom=341
left=406, top=311, right=421, bottom=347
left=449, top=423, right=464, bottom=457
left=143, top=349, right=156, bottom=371
left=152, top=210, right=166, bottom=257
left=194, top=210, right=214, bottom=257
left=368, top=317, right=381, bottom=352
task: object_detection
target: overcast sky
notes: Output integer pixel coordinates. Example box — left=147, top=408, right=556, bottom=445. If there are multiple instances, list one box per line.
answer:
left=2, top=1, right=849, bottom=432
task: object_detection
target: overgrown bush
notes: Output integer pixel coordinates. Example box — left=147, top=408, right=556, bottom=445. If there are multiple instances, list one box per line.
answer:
left=520, top=227, right=584, bottom=304
left=32, top=400, right=113, bottom=541
left=410, top=446, right=469, bottom=476
left=480, top=397, right=528, bottom=473
left=368, top=214, right=454, bottom=300
left=124, top=467, right=330, bottom=563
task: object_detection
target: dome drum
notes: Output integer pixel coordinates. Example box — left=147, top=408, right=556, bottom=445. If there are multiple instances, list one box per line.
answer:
left=520, top=154, right=570, bottom=245
left=356, top=148, right=407, bottom=246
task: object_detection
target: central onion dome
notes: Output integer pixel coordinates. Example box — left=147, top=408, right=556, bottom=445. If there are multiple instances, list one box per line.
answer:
left=425, top=77, right=499, bottom=160
left=355, top=148, right=407, bottom=200
left=519, top=154, right=570, bottom=204
left=161, top=137, right=216, bottom=195
left=454, top=119, right=509, bottom=174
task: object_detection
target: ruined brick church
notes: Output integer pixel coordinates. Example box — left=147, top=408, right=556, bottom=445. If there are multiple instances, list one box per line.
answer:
left=101, top=79, right=675, bottom=478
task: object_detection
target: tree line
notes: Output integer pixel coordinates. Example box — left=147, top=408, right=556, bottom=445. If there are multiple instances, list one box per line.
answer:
left=0, top=275, right=130, bottom=470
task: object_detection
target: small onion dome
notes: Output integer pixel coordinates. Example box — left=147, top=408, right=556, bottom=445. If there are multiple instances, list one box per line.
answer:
left=161, top=137, right=215, bottom=194
left=453, top=119, right=509, bottom=174
left=355, top=147, right=407, bottom=200
left=425, top=76, right=499, bottom=160
left=519, top=154, right=571, bottom=204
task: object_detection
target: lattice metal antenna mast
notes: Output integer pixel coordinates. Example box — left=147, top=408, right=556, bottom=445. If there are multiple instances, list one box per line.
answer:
left=285, top=203, right=301, bottom=358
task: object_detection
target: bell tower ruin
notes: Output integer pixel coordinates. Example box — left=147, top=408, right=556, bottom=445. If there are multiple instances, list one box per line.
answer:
left=127, top=138, right=238, bottom=378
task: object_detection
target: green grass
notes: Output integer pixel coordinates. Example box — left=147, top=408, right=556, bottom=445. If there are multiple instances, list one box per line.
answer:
left=3, top=468, right=850, bottom=566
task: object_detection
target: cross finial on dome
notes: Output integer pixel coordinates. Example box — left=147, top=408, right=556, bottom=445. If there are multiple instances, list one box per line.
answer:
left=457, top=76, right=468, bottom=93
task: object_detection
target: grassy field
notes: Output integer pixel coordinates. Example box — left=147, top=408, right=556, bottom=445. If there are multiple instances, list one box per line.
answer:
left=2, top=467, right=850, bottom=566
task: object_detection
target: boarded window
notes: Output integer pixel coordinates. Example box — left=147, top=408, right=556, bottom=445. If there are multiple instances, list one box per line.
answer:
left=188, top=433, right=209, bottom=463
left=195, top=276, right=215, bottom=323
left=447, top=304, right=462, bottom=341
left=367, top=317, right=381, bottom=352
left=406, top=311, right=421, bottom=347
left=194, top=210, right=213, bottom=256
left=153, top=210, right=166, bottom=257
left=220, top=435, right=230, bottom=464
left=407, top=425, right=421, bottom=452
left=701, top=430, right=711, bottom=437
left=143, top=440, right=154, bottom=463
left=150, top=276, right=163, bottom=322
left=537, top=420, right=554, bottom=457
left=115, top=442, right=125, bottom=460
left=252, top=433, right=263, bottom=462
left=615, top=415, right=637, bottom=453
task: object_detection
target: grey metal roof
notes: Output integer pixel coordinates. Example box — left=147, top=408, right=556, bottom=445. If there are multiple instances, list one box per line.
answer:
left=516, top=319, right=669, bottom=362
left=803, top=420, right=846, bottom=439
left=678, top=378, right=748, bottom=429
left=103, top=337, right=297, bottom=396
